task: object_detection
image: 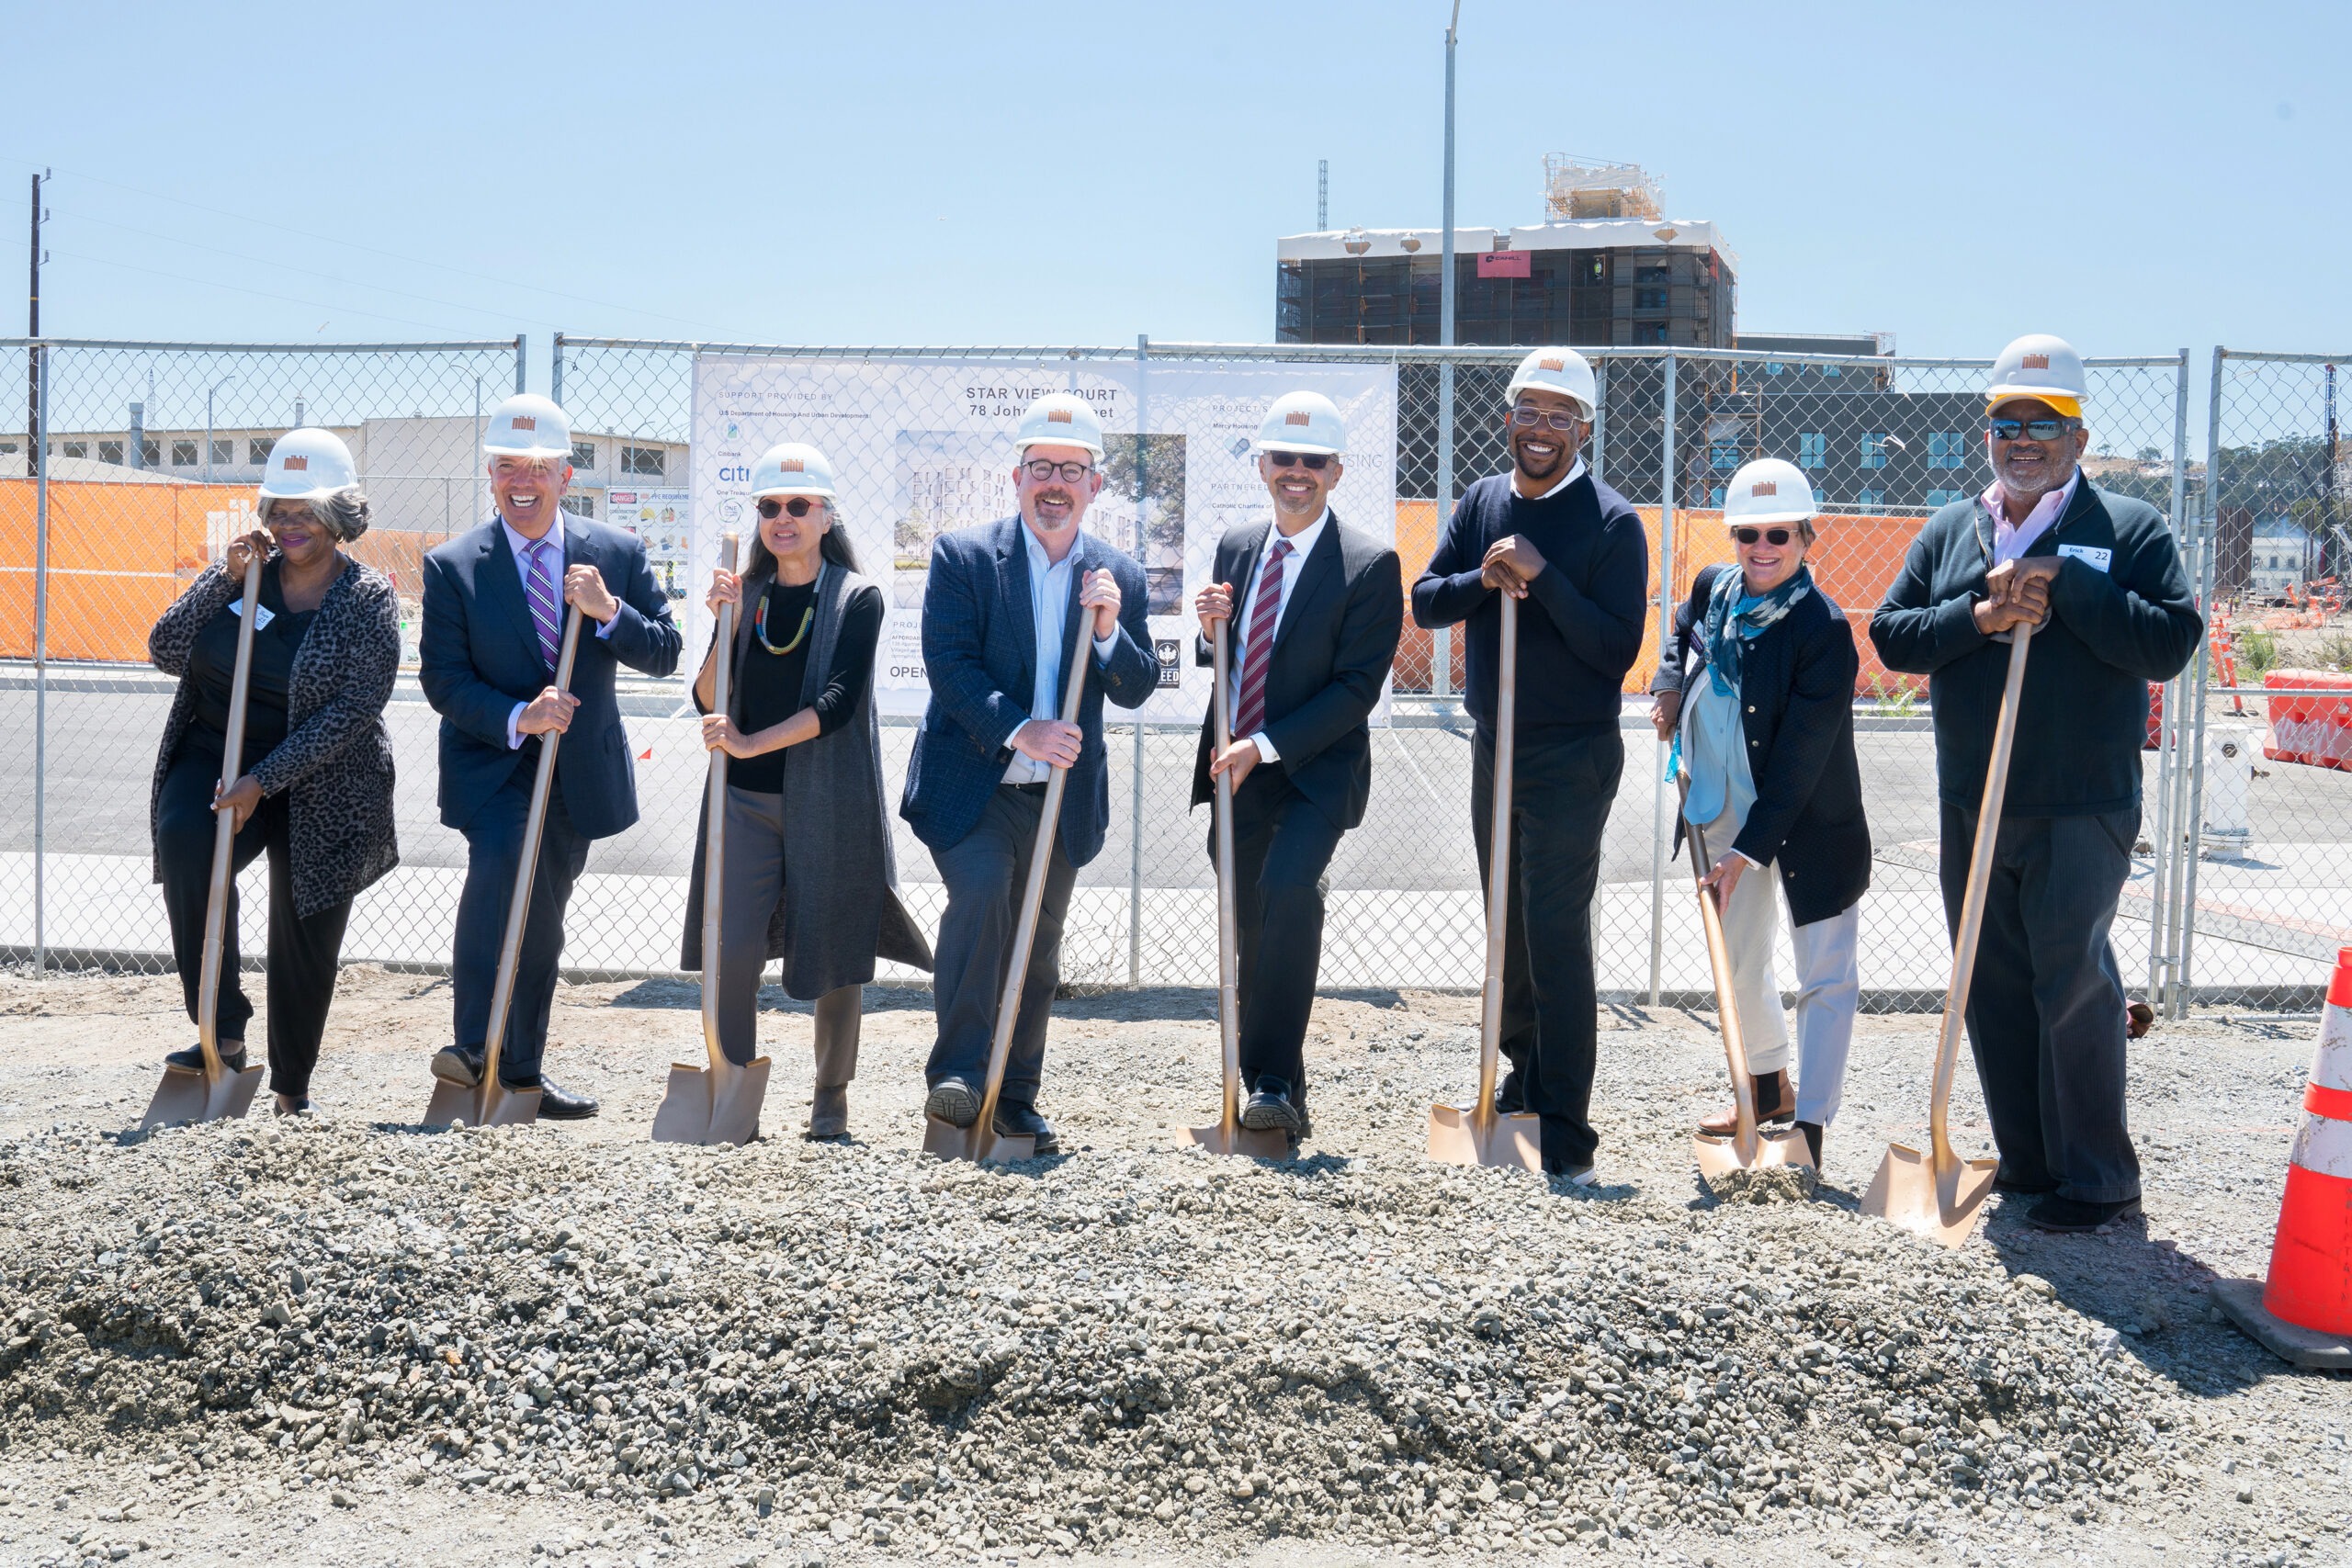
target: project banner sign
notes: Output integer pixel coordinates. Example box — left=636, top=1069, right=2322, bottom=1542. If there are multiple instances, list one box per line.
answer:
left=689, top=357, right=1397, bottom=719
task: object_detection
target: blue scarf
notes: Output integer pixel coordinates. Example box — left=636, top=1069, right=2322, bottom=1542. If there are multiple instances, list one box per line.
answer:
left=1702, top=563, right=1814, bottom=696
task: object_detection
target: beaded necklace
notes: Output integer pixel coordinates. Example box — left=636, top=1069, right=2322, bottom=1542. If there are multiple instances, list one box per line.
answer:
left=752, top=582, right=814, bottom=656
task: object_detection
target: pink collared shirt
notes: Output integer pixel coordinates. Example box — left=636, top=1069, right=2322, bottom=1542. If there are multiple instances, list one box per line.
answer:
left=1980, top=470, right=2079, bottom=565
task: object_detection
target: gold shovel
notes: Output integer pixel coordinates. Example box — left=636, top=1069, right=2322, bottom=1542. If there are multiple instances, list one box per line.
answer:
left=1680, top=777, right=1815, bottom=1181
left=653, top=533, right=771, bottom=1146
left=1428, top=591, right=1543, bottom=1171
left=921, top=615, right=1094, bottom=1164
left=1861, top=624, right=2032, bottom=1247
left=1178, top=615, right=1291, bottom=1160
left=142, top=548, right=269, bottom=1130
left=421, top=604, right=586, bottom=1129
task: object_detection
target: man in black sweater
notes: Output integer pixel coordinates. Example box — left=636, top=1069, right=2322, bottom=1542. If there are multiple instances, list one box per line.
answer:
left=1871, top=333, right=2200, bottom=1233
left=1412, top=348, right=1650, bottom=1182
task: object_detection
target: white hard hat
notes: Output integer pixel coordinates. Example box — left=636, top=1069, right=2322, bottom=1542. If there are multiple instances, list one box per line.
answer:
left=1255, top=390, right=1347, bottom=457
left=1505, top=347, right=1598, bottom=421
left=255, top=427, right=359, bottom=509
left=482, top=392, right=574, bottom=458
left=1012, top=392, right=1105, bottom=459
left=1724, top=458, right=1819, bottom=526
left=750, top=442, right=837, bottom=501
left=1985, top=333, right=2086, bottom=416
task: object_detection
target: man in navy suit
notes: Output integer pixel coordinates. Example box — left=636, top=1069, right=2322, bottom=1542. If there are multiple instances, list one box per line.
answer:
left=418, top=393, right=682, bottom=1119
left=900, top=392, right=1156, bottom=1154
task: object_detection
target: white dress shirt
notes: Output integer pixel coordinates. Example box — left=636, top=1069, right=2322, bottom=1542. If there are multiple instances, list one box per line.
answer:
left=1001, top=525, right=1118, bottom=785
left=1980, top=470, right=2079, bottom=566
left=1225, top=506, right=1332, bottom=762
left=500, top=513, right=619, bottom=750
left=1528, top=454, right=1588, bottom=501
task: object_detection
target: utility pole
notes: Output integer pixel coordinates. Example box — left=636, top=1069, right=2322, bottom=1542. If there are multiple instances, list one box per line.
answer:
left=1317, top=160, right=1329, bottom=231
left=1432, top=1, right=1462, bottom=705
left=27, top=168, right=51, bottom=462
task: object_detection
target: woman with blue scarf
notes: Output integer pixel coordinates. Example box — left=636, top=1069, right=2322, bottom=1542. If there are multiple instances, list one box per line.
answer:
left=1649, top=459, right=1871, bottom=1168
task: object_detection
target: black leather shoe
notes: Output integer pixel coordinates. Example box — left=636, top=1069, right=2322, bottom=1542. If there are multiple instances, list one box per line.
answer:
left=509, top=1077, right=598, bottom=1120
left=1493, top=1068, right=1526, bottom=1117
left=992, top=1100, right=1059, bottom=1156
left=2025, top=1194, right=2143, bottom=1234
left=167, top=1043, right=248, bottom=1074
left=925, top=1076, right=979, bottom=1128
left=1242, top=1077, right=1304, bottom=1133
left=431, top=1045, right=485, bottom=1088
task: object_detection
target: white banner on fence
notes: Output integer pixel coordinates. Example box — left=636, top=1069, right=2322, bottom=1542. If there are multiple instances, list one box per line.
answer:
left=688, top=356, right=1397, bottom=719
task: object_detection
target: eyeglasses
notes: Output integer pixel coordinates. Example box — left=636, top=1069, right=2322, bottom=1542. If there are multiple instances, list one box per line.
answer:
left=1022, top=458, right=1095, bottom=483
left=1731, top=527, right=1794, bottom=547
left=1509, top=404, right=1586, bottom=432
left=1987, top=416, right=2076, bottom=442
left=1266, top=451, right=1331, bottom=470
left=756, top=497, right=814, bottom=520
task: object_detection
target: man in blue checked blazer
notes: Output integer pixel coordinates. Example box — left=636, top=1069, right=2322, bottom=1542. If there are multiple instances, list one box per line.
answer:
left=418, top=394, right=681, bottom=1119
left=900, top=393, right=1157, bottom=1153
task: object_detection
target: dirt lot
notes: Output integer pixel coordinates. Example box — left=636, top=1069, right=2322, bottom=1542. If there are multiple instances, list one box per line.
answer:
left=0, top=964, right=2343, bottom=1568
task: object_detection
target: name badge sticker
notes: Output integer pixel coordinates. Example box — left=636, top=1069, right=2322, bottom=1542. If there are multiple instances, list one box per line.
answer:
left=2057, top=544, right=2112, bottom=573
left=230, top=600, right=277, bottom=630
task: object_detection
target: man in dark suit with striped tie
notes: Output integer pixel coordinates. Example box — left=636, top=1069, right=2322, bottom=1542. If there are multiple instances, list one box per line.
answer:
left=418, top=394, right=681, bottom=1119
left=1191, top=391, right=1403, bottom=1141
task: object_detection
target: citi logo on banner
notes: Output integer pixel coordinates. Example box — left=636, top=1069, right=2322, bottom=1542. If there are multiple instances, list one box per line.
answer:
left=1751, top=480, right=1777, bottom=497
left=283, top=457, right=309, bottom=472
left=2022, top=354, right=2050, bottom=371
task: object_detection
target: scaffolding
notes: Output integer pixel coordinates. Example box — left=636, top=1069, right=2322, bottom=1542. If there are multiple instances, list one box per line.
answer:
left=1542, top=155, right=1663, bottom=222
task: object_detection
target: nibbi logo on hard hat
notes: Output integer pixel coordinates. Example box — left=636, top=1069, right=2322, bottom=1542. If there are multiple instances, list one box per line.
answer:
left=513, top=415, right=537, bottom=431
left=1046, top=409, right=1072, bottom=424
left=2022, top=354, right=2050, bottom=371
left=283, top=457, right=309, bottom=472
left=1751, top=480, right=1776, bottom=497
left=1285, top=411, right=1311, bottom=427
left=780, top=458, right=804, bottom=472
left=1540, top=358, right=1566, bottom=372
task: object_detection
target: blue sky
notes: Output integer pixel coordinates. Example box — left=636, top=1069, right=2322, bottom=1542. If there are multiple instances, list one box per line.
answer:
left=4, top=0, right=2345, bottom=373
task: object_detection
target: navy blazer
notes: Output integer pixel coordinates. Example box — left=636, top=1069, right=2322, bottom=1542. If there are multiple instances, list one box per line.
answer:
left=899, top=517, right=1157, bottom=867
left=419, top=515, right=682, bottom=840
left=1187, top=511, right=1404, bottom=832
left=1652, top=564, right=1870, bottom=928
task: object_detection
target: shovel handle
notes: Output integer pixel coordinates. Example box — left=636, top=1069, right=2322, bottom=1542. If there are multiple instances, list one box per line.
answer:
left=197, top=548, right=266, bottom=1081
left=480, top=602, right=584, bottom=1091
left=1681, top=790, right=1762, bottom=1161
left=1931, top=621, right=2034, bottom=1169
left=1474, top=592, right=1517, bottom=1135
left=973, top=602, right=1094, bottom=1145
left=1211, top=616, right=1244, bottom=1135
left=699, top=534, right=741, bottom=1074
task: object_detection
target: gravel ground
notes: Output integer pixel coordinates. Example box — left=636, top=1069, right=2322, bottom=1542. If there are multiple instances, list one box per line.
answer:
left=0, top=964, right=2344, bottom=1568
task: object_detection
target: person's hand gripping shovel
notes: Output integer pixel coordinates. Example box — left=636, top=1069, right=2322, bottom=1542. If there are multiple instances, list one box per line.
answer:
left=421, top=605, right=588, bottom=1129
left=1679, top=775, right=1815, bottom=1187
left=922, top=624, right=1093, bottom=1165
left=1179, top=614, right=1291, bottom=1159
left=1861, top=624, right=2031, bottom=1246
left=653, top=533, right=771, bottom=1146
left=1427, top=592, right=1543, bottom=1170
left=142, top=547, right=269, bottom=1129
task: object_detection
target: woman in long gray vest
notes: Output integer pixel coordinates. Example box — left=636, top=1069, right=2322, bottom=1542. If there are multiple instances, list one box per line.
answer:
left=682, top=443, right=931, bottom=1140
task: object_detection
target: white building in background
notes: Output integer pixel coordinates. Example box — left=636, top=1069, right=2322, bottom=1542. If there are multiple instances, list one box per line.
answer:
left=2250, top=521, right=2320, bottom=597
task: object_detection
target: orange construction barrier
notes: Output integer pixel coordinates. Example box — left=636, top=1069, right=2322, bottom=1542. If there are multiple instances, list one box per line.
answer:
left=2259, top=949, right=2352, bottom=1333
left=2264, top=669, right=2352, bottom=770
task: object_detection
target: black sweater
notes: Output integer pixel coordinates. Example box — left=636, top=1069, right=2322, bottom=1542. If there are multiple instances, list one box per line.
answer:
left=1410, top=470, right=1650, bottom=731
left=1869, top=481, right=2199, bottom=818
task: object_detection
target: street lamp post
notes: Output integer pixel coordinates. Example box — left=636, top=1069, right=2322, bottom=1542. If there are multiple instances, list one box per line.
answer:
left=1433, top=0, right=1462, bottom=705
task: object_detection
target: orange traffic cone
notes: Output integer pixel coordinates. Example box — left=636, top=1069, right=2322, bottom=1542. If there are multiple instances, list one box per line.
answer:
left=2213, top=946, right=2352, bottom=1368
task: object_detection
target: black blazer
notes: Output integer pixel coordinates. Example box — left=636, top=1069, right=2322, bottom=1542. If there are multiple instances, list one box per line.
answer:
left=1652, top=564, right=1870, bottom=928
left=419, top=515, right=682, bottom=839
left=1189, top=510, right=1404, bottom=831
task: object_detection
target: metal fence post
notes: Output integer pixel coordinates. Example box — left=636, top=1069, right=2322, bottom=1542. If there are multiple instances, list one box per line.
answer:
left=551, top=332, right=564, bottom=408
left=2147, top=350, right=2191, bottom=1000
left=514, top=335, right=527, bottom=396
left=1433, top=358, right=1454, bottom=702
left=2172, top=347, right=2227, bottom=1016
left=1130, top=333, right=1148, bottom=987
left=1647, top=352, right=1677, bottom=1007
left=1589, top=359, right=1606, bottom=485
left=31, top=344, right=49, bottom=975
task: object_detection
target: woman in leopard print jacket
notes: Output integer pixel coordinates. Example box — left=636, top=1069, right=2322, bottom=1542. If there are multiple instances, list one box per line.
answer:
left=146, top=430, right=401, bottom=1114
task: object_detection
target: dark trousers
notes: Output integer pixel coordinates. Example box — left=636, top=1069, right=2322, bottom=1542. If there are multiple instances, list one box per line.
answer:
left=1472, top=721, right=1622, bottom=1168
left=1208, top=768, right=1344, bottom=1104
left=156, top=743, right=351, bottom=1097
left=1939, top=800, right=2142, bottom=1203
left=924, top=784, right=1078, bottom=1107
left=451, top=758, right=590, bottom=1085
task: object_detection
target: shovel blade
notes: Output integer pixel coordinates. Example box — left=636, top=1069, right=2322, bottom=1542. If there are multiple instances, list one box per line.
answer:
left=419, top=1077, right=541, bottom=1130
left=1425, top=1103, right=1544, bottom=1171
left=1693, top=1125, right=1815, bottom=1181
left=1177, top=1122, right=1293, bottom=1160
left=140, top=1064, right=265, bottom=1130
left=921, top=1115, right=1036, bottom=1165
left=650, top=1064, right=716, bottom=1145
left=1860, top=1141, right=1999, bottom=1248
left=707, top=1056, right=770, bottom=1147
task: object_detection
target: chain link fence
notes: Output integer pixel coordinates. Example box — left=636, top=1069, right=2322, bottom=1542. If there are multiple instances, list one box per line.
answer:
left=20, top=333, right=2330, bottom=1011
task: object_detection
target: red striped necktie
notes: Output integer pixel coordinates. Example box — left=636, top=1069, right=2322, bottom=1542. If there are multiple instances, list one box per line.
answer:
left=1233, top=537, right=1292, bottom=739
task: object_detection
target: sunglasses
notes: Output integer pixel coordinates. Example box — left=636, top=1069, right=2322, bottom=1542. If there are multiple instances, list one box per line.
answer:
left=756, top=497, right=814, bottom=520
left=1987, top=416, right=2075, bottom=442
left=1509, top=405, right=1586, bottom=431
left=1266, top=451, right=1331, bottom=470
left=1731, top=527, right=1794, bottom=547
left=1022, top=458, right=1095, bottom=483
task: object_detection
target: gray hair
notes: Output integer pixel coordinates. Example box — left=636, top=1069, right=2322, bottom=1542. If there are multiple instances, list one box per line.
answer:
left=269, top=487, right=370, bottom=542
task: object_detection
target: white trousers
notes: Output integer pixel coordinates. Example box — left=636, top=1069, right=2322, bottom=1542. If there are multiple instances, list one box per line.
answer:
left=1698, top=808, right=1860, bottom=1127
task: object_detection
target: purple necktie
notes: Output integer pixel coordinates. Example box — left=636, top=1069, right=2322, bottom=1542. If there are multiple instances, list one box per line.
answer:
left=526, top=538, right=561, bottom=673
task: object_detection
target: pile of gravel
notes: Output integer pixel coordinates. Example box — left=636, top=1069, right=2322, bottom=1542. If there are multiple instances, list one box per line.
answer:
left=0, top=1116, right=2206, bottom=1558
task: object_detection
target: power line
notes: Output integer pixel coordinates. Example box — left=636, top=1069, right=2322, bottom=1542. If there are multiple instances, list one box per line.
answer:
left=46, top=249, right=460, bottom=334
